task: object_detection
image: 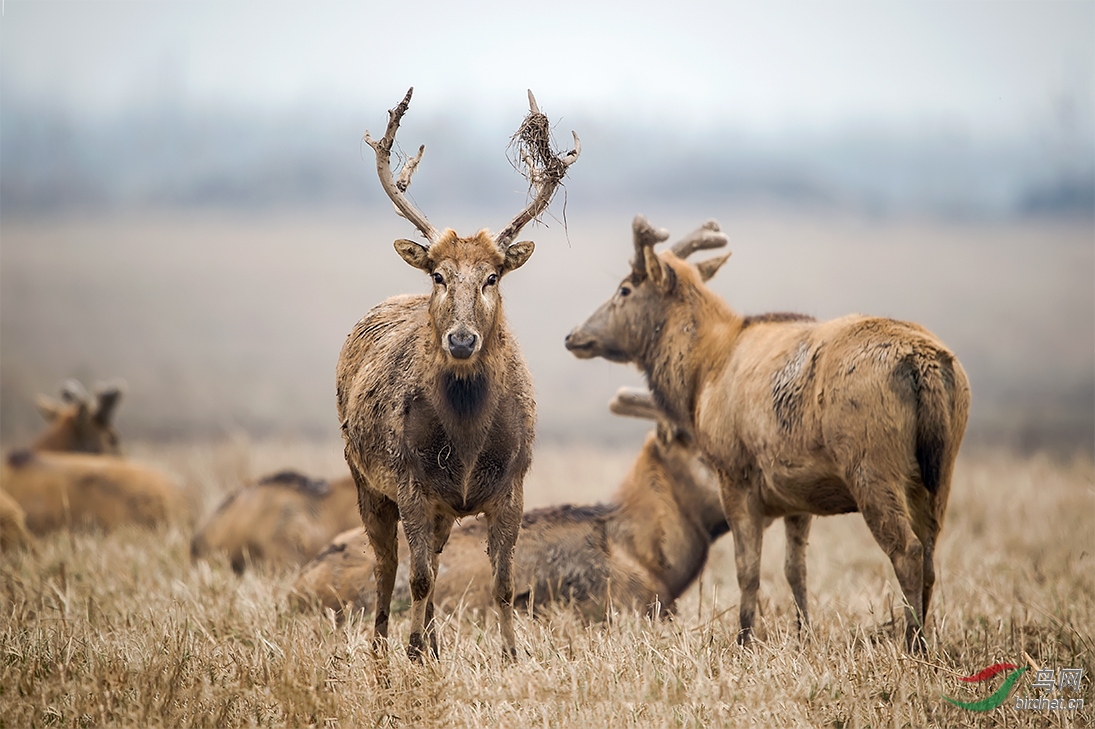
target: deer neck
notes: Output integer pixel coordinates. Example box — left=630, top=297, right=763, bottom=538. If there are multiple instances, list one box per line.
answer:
left=640, top=287, right=743, bottom=434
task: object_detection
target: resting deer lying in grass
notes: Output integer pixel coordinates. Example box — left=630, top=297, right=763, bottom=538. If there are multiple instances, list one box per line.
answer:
left=294, top=387, right=728, bottom=620
left=190, top=471, right=360, bottom=573
left=337, top=88, right=579, bottom=660
left=566, top=215, right=970, bottom=650
left=1, top=380, right=189, bottom=536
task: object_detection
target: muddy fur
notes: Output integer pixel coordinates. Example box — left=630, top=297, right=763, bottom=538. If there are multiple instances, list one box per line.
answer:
left=295, top=407, right=729, bottom=621
left=190, top=473, right=359, bottom=573
left=566, top=215, right=971, bottom=650
left=337, top=229, right=535, bottom=659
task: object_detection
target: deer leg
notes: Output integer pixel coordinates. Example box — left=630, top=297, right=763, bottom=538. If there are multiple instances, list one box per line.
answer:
left=358, top=485, right=399, bottom=653
left=487, top=492, right=523, bottom=661
left=424, top=512, right=455, bottom=659
left=783, top=514, right=811, bottom=633
left=851, top=467, right=926, bottom=652
left=723, top=485, right=764, bottom=646
left=399, top=484, right=436, bottom=662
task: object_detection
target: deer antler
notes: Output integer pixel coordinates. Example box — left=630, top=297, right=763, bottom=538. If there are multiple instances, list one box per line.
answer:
left=364, top=88, right=441, bottom=245
left=495, top=90, right=581, bottom=249
left=608, top=386, right=662, bottom=422
left=631, top=214, right=671, bottom=278
left=670, top=220, right=728, bottom=259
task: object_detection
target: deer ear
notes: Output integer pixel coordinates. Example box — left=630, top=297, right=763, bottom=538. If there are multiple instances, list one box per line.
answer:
left=394, top=239, right=431, bottom=271
left=644, top=248, right=676, bottom=293
left=696, top=252, right=731, bottom=282
left=36, top=395, right=63, bottom=422
left=503, top=240, right=535, bottom=273
left=94, top=383, right=125, bottom=426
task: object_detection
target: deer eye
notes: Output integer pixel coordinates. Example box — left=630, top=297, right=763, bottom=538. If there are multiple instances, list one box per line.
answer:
left=485, top=273, right=498, bottom=287
left=619, top=285, right=631, bottom=297
left=432, top=272, right=445, bottom=285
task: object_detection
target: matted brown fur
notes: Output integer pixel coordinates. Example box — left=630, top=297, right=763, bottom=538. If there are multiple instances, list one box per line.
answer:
left=566, top=215, right=970, bottom=650
left=1, top=451, right=188, bottom=535
left=337, top=228, right=535, bottom=660
left=295, top=416, right=728, bottom=621
left=190, top=472, right=360, bottom=573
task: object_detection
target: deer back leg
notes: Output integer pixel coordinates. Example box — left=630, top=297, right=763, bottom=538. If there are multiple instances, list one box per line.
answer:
left=486, top=492, right=523, bottom=660
left=850, top=464, right=926, bottom=651
left=783, top=514, right=812, bottom=633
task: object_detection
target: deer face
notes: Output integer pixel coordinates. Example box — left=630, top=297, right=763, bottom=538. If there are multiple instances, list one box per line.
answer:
left=567, top=215, right=730, bottom=365
left=565, top=267, right=670, bottom=364
left=396, top=230, right=534, bottom=364
left=35, top=392, right=122, bottom=455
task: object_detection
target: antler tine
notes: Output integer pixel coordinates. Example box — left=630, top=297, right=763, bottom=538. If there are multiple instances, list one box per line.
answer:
left=670, top=219, right=728, bottom=259
left=495, top=90, right=581, bottom=249
left=363, top=87, right=440, bottom=245
left=631, top=214, right=671, bottom=277
left=608, top=386, right=662, bottom=422
left=60, top=379, right=91, bottom=406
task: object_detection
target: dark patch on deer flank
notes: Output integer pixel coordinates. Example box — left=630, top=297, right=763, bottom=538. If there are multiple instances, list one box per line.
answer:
left=442, top=371, right=488, bottom=419
left=6, top=447, right=34, bottom=468
left=257, top=470, right=330, bottom=497
left=771, top=340, right=816, bottom=433
left=522, top=503, right=616, bottom=527
left=742, top=312, right=816, bottom=328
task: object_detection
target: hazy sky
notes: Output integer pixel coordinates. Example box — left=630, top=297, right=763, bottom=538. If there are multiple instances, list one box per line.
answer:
left=2, top=0, right=1093, bottom=138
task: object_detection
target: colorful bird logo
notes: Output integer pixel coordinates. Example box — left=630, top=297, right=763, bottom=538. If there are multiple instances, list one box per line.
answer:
left=943, top=662, right=1029, bottom=712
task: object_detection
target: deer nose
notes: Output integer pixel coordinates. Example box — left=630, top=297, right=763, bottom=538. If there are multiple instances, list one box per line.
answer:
left=447, top=331, right=478, bottom=360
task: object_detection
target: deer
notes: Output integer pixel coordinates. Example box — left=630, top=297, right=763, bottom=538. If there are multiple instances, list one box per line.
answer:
left=1, top=380, right=190, bottom=536
left=30, top=379, right=124, bottom=455
left=190, top=470, right=361, bottom=573
left=565, top=215, right=970, bottom=651
left=0, top=488, right=33, bottom=552
left=336, top=88, right=579, bottom=660
left=293, top=386, right=730, bottom=621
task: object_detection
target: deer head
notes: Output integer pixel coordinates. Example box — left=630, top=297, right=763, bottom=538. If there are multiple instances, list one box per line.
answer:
left=34, top=379, right=124, bottom=454
left=565, top=216, right=730, bottom=363
left=365, top=88, right=579, bottom=364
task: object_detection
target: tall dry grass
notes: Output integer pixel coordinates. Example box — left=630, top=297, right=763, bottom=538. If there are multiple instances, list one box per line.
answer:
left=1, top=444, right=1092, bottom=728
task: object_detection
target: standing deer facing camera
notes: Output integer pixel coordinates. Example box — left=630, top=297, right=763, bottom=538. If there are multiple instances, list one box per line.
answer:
left=566, top=215, right=970, bottom=651
left=337, top=88, right=579, bottom=660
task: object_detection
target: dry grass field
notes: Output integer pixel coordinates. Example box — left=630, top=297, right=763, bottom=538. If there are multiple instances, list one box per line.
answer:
left=1, top=440, right=1091, bottom=728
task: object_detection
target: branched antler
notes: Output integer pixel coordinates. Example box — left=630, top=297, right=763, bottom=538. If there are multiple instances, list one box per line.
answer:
left=670, top=220, right=728, bottom=259
left=364, top=87, right=440, bottom=245
left=496, top=90, right=581, bottom=249
left=631, top=214, right=671, bottom=278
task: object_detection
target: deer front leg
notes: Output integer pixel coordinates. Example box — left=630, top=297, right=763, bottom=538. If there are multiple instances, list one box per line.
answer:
left=423, top=511, right=455, bottom=658
left=398, top=482, right=437, bottom=662
left=722, top=483, right=764, bottom=646
left=486, top=491, right=523, bottom=661
left=356, top=482, right=399, bottom=654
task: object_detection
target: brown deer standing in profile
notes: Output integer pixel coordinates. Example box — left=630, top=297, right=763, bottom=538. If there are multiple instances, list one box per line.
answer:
left=566, top=215, right=970, bottom=650
left=337, top=88, right=578, bottom=660
left=294, top=386, right=730, bottom=621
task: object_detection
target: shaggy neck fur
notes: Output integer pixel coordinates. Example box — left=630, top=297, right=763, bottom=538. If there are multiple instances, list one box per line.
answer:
left=427, top=318, right=509, bottom=440
left=640, top=266, right=743, bottom=434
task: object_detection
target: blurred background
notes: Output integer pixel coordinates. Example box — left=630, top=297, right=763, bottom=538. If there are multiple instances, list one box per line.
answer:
left=2, top=0, right=1092, bottom=455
